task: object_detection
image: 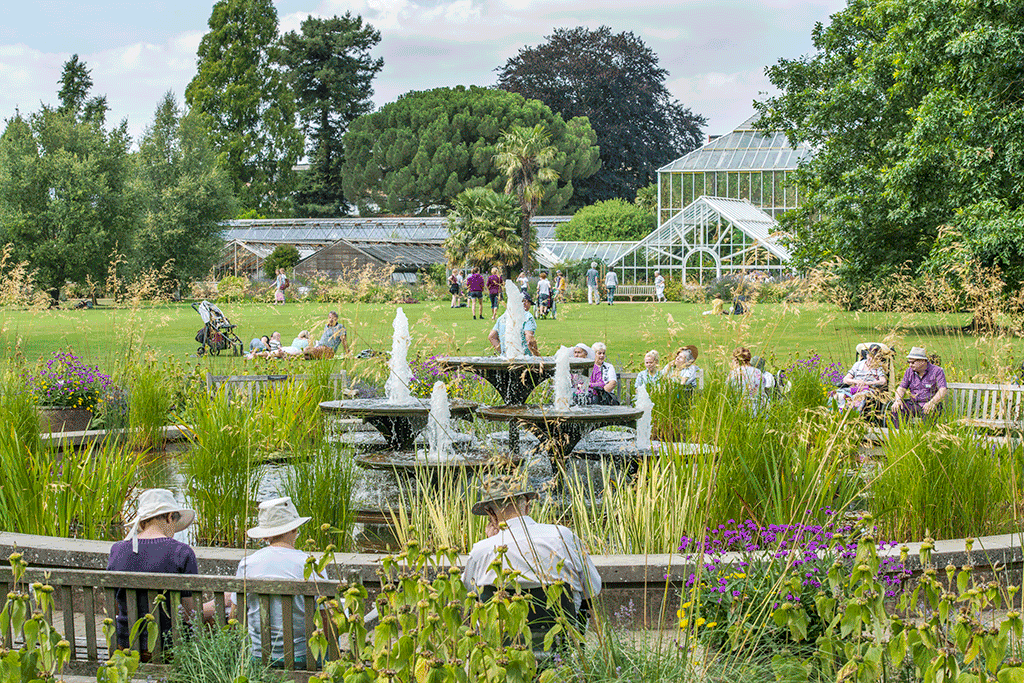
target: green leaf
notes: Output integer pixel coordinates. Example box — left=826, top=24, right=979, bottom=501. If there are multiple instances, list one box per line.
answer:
left=998, top=667, right=1024, bottom=683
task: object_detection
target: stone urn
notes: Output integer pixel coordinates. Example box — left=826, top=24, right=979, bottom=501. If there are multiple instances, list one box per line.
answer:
left=37, top=407, right=93, bottom=434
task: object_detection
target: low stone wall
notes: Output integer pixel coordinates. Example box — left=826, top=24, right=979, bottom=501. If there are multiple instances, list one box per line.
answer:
left=3, top=531, right=1023, bottom=628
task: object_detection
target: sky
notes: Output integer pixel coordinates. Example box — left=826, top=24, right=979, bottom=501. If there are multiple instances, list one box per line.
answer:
left=0, top=0, right=848, bottom=145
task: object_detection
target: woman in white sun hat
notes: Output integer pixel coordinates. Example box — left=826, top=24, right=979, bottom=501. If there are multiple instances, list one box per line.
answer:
left=233, top=497, right=327, bottom=668
left=107, top=488, right=198, bottom=657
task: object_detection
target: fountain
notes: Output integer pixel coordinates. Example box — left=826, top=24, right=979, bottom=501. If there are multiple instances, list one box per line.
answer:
left=319, top=308, right=477, bottom=452
left=635, top=384, right=654, bottom=450
left=422, top=381, right=455, bottom=462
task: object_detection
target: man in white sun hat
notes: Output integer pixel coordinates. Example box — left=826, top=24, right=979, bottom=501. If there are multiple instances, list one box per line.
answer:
left=462, top=478, right=601, bottom=645
left=107, top=488, right=198, bottom=657
left=891, top=346, right=947, bottom=420
left=233, top=496, right=327, bottom=668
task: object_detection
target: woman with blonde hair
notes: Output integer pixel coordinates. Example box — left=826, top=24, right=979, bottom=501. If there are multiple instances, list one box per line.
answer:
left=634, top=350, right=662, bottom=396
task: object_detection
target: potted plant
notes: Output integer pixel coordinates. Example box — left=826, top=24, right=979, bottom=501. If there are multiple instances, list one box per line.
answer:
left=25, top=351, right=111, bottom=433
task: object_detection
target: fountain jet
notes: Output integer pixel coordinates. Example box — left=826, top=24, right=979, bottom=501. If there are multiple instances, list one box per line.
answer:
left=635, top=384, right=654, bottom=450
left=553, top=346, right=572, bottom=411
left=502, top=280, right=526, bottom=358
left=423, top=380, right=455, bottom=462
left=385, top=307, right=415, bottom=404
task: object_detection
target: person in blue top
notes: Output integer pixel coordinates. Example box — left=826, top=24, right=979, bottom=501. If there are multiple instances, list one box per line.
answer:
left=488, top=295, right=540, bottom=356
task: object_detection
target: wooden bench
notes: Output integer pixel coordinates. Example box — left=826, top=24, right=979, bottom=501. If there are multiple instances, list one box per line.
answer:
left=206, top=372, right=354, bottom=402
left=0, top=567, right=341, bottom=678
left=947, top=382, right=1024, bottom=431
left=614, top=285, right=657, bottom=302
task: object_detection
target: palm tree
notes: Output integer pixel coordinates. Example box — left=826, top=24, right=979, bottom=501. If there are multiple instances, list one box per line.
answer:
left=446, top=187, right=528, bottom=276
left=494, top=124, right=559, bottom=272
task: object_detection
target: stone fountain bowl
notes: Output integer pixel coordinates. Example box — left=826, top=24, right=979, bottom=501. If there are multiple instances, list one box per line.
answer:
left=319, top=397, right=478, bottom=417
left=335, top=430, right=475, bottom=453
left=353, top=448, right=521, bottom=476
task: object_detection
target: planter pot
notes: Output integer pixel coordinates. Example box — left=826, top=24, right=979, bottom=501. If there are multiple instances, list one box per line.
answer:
left=37, top=407, right=93, bottom=434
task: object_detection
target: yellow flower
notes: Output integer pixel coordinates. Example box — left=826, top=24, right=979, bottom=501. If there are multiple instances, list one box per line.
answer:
left=708, top=622, right=717, bottom=628
left=695, top=617, right=706, bottom=628
left=682, top=601, right=692, bottom=609
left=679, top=618, right=688, bottom=628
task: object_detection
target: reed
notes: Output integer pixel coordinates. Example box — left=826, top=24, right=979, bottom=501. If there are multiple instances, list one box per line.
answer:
left=0, top=366, right=41, bottom=452
left=388, top=464, right=492, bottom=552
left=126, top=361, right=174, bottom=451
left=870, top=422, right=1018, bottom=540
left=280, top=442, right=358, bottom=551
left=0, top=428, right=142, bottom=539
left=180, top=391, right=264, bottom=547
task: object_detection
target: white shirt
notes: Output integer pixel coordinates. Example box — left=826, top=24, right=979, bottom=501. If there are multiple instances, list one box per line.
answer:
left=234, top=546, right=327, bottom=661
left=605, top=271, right=618, bottom=287
left=536, top=279, right=551, bottom=296
left=462, top=515, right=602, bottom=609
left=846, top=359, right=886, bottom=385
left=655, top=275, right=665, bottom=289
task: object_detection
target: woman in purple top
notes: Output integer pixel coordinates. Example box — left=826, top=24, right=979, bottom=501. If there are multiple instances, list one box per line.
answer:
left=487, top=267, right=503, bottom=321
left=107, top=489, right=199, bottom=656
left=465, top=266, right=485, bottom=320
left=890, top=346, right=948, bottom=421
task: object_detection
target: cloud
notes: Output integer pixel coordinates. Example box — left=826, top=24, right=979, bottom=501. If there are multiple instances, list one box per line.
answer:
left=668, top=68, right=775, bottom=135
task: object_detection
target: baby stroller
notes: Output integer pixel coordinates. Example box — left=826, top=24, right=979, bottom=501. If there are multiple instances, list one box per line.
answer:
left=192, top=300, right=242, bottom=357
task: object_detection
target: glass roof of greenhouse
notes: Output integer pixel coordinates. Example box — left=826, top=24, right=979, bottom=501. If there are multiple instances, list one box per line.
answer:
left=535, top=241, right=638, bottom=268
left=613, top=196, right=791, bottom=265
left=222, top=216, right=568, bottom=244
left=658, top=115, right=813, bottom=173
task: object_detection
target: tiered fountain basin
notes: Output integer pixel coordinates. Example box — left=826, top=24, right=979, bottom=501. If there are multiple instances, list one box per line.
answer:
left=434, top=356, right=594, bottom=405
left=476, top=404, right=644, bottom=461
left=319, top=398, right=478, bottom=451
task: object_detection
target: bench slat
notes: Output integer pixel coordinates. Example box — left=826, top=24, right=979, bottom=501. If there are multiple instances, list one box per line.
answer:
left=61, top=585, right=76, bottom=660
left=84, top=587, right=98, bottom=661
left=259, top=594, right=272, bottom=665
left=104, top=588, right=117, bottom=651
left=282, top=596, right=294, bottom=670
left=214, top=591, right=227, bottom=628
left=126, top=589, right=139, bottom=653
left=305, top=595, right=317, bottom=671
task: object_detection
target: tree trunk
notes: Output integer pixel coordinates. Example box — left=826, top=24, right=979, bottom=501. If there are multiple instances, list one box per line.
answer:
left=520, top=212, right=532, bottom=274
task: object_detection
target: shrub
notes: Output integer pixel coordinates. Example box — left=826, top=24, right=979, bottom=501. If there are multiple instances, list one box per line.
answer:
left=557, top=198, right=656, bottom=241
left=215, top=275, right=250, bottom=302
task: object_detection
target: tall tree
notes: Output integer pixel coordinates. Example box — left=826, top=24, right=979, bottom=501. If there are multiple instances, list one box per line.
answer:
left=280, top=14, right=383, bottom=217
left=496, top=26, right=706, bottom=206
left=185, top=0, right=304, bottom=215
left=756, top=0, right=1024, bottom=297
left=0, top=57, right=134, bottom=300
left=494, top=124, right=558, bottom=272
left=445, top=187, right=525, bottom=274
left=342, top=86, right=599, bottom=216
left=133, top=92, right=236, bottom=286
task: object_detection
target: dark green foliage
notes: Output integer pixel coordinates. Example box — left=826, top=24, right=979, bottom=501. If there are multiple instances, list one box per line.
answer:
left=496, top=26, right=706, bottom=205
left=341, top=86, right=599, bottom=215
left=262, top=244, right=301, bottom=278
left=756, top=0, right=1024, bottom=297
left=281, top=14, right=384, bottom=218
left=557, top=198, right=656, bottom=241
left=445, top=187, right=524, bottom=271
left=0, top=56, right=134, bottom=300
left=133, top=92, right=236, bottom=286
left=185, top=0, right=304, bottom=215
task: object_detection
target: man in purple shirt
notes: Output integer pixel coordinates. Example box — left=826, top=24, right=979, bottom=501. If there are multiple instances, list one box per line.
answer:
left=890, top=346, right=947, bottom=420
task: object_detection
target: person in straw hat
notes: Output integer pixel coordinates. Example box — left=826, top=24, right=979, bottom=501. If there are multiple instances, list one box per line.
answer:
left=231, top=497, right=327, bottom=668
left=107, top=488, right=198, bottom=656
left=462, top=478, right=601, bottom=639
left=891, top=346, right=947, bottom=420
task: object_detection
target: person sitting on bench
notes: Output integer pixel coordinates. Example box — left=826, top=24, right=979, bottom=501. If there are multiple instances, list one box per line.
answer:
left=890, top=346, right=947, bottom=421
left=462, top=480, right=601, bottom=648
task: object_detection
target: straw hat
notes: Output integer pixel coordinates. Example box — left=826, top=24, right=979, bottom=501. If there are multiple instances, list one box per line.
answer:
left=247, top=497, right=311, bottom=539
left=125, top=489, right=196, bottom=553
left=907, top=347, right=928, bottom=361
left=471, top=480, right=539, bottom=516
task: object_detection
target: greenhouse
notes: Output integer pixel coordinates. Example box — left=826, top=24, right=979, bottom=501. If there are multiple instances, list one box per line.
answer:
left=657, top=114, right=812, bottom=225
left=610, top=196, right=791, bottom=285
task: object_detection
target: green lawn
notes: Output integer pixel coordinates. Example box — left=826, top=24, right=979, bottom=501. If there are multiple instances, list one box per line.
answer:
left=2, top=299, right=1018, bottom=380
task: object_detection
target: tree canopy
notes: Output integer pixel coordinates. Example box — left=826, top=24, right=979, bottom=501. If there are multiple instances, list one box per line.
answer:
left=445, top=187, right=525, bottom=274
left=280, top=14, right=383, bottom=217
left=556, top=199, right=655, bottom=242
left=0, top=57, right=134, bottom=299
left=341, top=86, right=600, bottom=216
left=185, top=0, right=303, bottom=215
left=494, top=124, right=559, bottom=272
left=495, top=26, right=706, bottom=206
left=133, top=92, right=236, bottom=285
left=755, top=0, right=1024, bottom=295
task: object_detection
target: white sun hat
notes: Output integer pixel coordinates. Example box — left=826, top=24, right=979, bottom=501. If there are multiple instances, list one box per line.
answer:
left=125, top=488, right=196, bottom=553
left=247, top=497, right=311, bottom=539
left=907, top=347, right=929, bottom=360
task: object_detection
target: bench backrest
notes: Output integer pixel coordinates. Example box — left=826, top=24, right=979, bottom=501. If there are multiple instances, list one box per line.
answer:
left=206, top=372, right=349, bottom=402
left=947, top=382, right=1024, bottom=423
left=0, top=567, right=339, bottom=673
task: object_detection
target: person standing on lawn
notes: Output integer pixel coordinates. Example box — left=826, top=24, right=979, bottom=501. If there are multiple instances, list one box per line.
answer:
left=487, top=267, right=503, bottom=321
left=604, top=269, right=618, bottom=305
left=466, top=266, right=485, bottom=320
left=585, top=262, right=600, bottom=305
left=654, top=271, right=666, bottom=302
